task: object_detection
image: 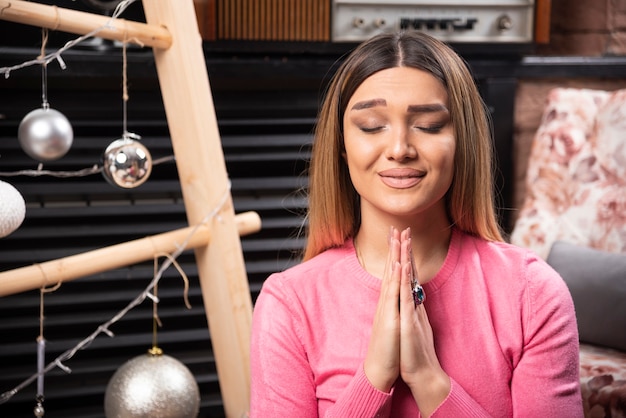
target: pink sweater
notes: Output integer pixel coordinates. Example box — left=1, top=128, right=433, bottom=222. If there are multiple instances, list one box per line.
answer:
left=250, top=229, right=583, bottom=417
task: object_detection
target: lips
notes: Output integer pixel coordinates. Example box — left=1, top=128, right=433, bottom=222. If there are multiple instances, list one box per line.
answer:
left=378, top=168, right=425, bottom=189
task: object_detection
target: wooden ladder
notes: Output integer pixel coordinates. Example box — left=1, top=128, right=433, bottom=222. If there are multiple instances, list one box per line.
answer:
left=0, top=1, right=258, bottom=416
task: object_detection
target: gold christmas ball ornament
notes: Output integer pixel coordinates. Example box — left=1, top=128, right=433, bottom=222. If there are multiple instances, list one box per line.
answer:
left=0, top=180, right=26, bottom=238
left=104, top=350, right=200, bottom=418
left=18, top=107, right=74, bottom=161
left=102, top=136, right=152, bottom=189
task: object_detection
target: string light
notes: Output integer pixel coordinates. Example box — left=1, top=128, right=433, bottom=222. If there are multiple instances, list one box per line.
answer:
left=0, top=0, right=139, bottom=78
left=0, top=182, right=231, bottom=405
left=0, top=155, right=175, bottom=178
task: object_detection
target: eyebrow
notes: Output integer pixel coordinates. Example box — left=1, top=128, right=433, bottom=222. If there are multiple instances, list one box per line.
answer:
left=351, top=98, right=387, bottom=110
left=350, top=99, right=449, bottom=114
left=407, top=103, right=449, bottom=114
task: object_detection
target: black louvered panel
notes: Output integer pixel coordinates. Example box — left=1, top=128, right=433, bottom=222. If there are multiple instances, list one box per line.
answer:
left=0, top=48, right=318, bottom=417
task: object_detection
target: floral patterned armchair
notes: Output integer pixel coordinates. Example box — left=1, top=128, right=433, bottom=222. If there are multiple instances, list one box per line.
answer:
left=510, top=87, right=626, bottom=418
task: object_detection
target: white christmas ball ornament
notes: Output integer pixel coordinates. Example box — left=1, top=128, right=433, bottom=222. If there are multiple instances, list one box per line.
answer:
left=102, top=137, right=152, bottom=189
left=0, top=180, right=26, bottom=238
left=104, top=351, right=200, bottom=418
left=18, top=107, right=74, bottom=161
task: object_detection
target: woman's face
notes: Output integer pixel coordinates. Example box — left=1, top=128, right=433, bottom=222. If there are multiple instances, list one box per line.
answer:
left=342, top=66, right=455, bottom=222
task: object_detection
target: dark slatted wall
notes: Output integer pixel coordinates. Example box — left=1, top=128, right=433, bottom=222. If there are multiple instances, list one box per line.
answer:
left=0, top=42, right=327, bottom=417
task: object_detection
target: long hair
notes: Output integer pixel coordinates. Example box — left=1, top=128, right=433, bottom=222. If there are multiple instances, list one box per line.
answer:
left=303, top=31, right=503, bottom=261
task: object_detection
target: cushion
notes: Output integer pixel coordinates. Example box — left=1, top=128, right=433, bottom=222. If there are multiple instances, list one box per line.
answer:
left=547, top=241, right=626, bottom=352
left=510, top=87, right=626, bottom=260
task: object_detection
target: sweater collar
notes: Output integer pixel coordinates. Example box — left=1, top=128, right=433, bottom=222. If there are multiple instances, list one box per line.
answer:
left=345, top=227, right=462, bottom=292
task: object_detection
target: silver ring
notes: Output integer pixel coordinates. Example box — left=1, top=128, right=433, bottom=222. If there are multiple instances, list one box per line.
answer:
left=411, top=278, right=425, bottom=307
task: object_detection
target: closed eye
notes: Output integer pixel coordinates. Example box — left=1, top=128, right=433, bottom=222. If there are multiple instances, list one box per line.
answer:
left=360, top=126, right=384, bottom=133
left=416, top=124, right=444, bottom=133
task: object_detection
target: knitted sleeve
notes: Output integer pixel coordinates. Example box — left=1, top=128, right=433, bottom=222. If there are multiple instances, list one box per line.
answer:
left=430, top=251, right=583, bottom=418
left=509, top=254, right=583, bottom=417
left=249, top=273, right=318, bottom=417
left=249, top=272, right=393, bottom=418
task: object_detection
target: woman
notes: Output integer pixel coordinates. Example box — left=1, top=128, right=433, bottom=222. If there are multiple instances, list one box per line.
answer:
left=250, top=31, right=582, bottom=417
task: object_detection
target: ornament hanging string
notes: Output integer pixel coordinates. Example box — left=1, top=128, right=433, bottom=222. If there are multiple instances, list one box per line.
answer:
left=0, top=182, right=231, bottom=405
left=51, top=5, right=61, bottom=32
left=34, top=273, right=62, bottom=418
left=149, top=252, right=193, bottom=354
left=39, top=28, right=49, bottom=110
left=151, top=281, right=163, bottom=353
left=122, top=40, right=130, bottom=138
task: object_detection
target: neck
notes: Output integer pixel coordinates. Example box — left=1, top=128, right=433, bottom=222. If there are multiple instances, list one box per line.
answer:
left=354, top=208, right=452, bottom=283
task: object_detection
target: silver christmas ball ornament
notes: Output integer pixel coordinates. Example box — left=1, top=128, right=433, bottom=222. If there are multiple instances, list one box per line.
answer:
left=18, top=107, right=73, bottom=161
left=102, top=137, right=152, bottom=189
left=104, top=351, right=200, bottom=418
left=0, top=180, right=26, bottom=238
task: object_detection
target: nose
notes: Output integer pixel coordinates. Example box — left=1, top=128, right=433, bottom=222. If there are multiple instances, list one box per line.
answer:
left=385, top=127, right=417, bottom=161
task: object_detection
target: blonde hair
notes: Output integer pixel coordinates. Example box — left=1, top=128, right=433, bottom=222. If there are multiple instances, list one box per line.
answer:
left=303, top=31, right=503, bottom=261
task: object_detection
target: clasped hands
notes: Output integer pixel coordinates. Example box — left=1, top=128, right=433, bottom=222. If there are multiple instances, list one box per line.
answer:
left=363, top=227, right=450, bottom=416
